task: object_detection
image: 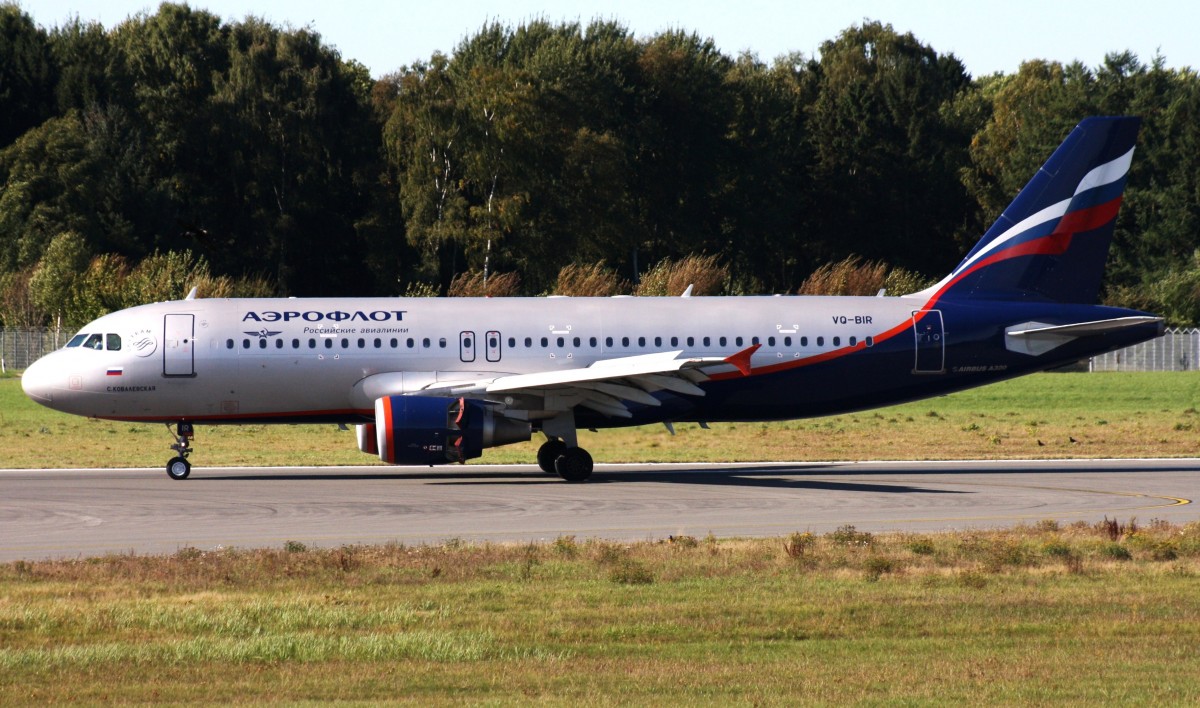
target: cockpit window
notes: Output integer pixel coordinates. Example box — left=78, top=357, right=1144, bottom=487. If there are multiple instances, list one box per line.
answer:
left=82, top=334, right=103, bottom=350
left=66, top=334, right=88, bottom=348
left=106, top=333, right=122, bottom=351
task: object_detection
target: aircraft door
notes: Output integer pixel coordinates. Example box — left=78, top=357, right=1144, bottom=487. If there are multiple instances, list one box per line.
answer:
left=485, top=331, right=501, bottom=362
left=163, top=314, right=196, bottom=376
left=912, top=310, right=945, bottom=374
left=459, top=331, right=476, bottom=363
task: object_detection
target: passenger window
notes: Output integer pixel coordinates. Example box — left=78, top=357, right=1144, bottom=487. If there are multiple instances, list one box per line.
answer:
left=573, top=337, right=581, bottom=347
left=784, top=336, right=792, bottom=347
left=557, top=337, right=564, bottom=347
left=866, top=336, right=874, bottom=347
left=357, top=338, right=365, bottom=348
left=292, top=338, right=299, bottom=348
left=325, top=339, right=333, bottom=349
left=525, top=337, right=533, bottom=348
left=438, top=338, right=446, bottom=348
left=341, top=339, right=349, bottom=349
left=541, top=337, right=549, bottom=348
left=801, top=336, right=808, bottom=347
left=849, top=336, right=857, bottom=346
left=654, top=336, right=662, bottom=347
left=817, top=336, right=824, bottom=347
left=508, top=337, right=516, bottom=348
left=671, top=336, right=678, bottom=347
left=106, top=334, right=122, bottom=351
left=242, top=339, right=250, bottom=349
left=308, top=338, right=316, bottom=348
left=259, top=339, right=267, bottom=349
left=226, top=339, right=234, bottom=349
left=833, top=336, right=840, bottom=347
left=735, top=336, right=743, bottom=347
left=406, top=338, right=414, bottom=348
left=589, top=337, right=597, bottom=347
left=687, top=336, right=695, bottom=347
left=422, top=338, right=431, bottom=348
left=638, top=336, right=646, bottom=347
left=719, top=336, right=727, bottom=347
left=374, top=338, right=381, bottom=348
left=390, top=338, right=398, bottom=348
left=703, top=337, right=711, bottom=347
left=275, top=339, right=283, bottom=349
left=621, top=337, right=629, bottom=347
left=605, top=337, right=613, bottom=347
left=768, top=336, right=776, bottom=347
left=83, top=334, right=103, bottom=350
left=751, top=336, right=759, bottom=345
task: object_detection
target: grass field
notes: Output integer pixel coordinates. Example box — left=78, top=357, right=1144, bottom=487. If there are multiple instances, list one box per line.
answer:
left=5, top=371, right=1200, bottom=701
left=2, top=371, right=1199, bottom=468
left=2, top=521, right=1199, bottom=703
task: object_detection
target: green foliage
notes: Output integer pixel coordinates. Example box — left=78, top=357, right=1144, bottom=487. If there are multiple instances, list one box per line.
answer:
left=0, top=9, right=1199, bottom=317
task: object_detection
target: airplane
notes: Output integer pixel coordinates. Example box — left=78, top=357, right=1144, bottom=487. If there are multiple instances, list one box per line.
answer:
left=21, top=116, right=1163, bottom=482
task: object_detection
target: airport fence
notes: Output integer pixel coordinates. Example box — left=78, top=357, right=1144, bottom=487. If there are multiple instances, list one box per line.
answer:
left=1089, top=328, right=1200, bottom=372
left=2, top=327, right=1199, bottom=373
left=0, top=328, right=77, bottom=372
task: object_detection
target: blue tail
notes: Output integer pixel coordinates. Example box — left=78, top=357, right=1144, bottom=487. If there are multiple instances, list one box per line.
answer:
left=917, top=116, right=1140, bottom=305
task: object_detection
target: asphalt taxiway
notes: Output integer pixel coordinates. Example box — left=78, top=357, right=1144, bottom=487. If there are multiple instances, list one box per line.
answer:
left=0, top=459, right=1196, bottom=561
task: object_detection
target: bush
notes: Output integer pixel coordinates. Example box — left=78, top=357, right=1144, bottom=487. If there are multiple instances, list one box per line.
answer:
left=635, top=254, right=727, bottom=296
left=284, top=540, right=307, bottom=553
left=447, top=270, right=521, bottom=297
left=1098, top=543, right=1132, bottom=561
left=828, top=525, right=873, bottom=547
left=863, top=556, right=896, bottom=581
left=783, top=532, right=815, bottom=558
left=553, top=262, right=629, bottom=296
left=907, top=538, right=936, bottom=555
left=609, top=558, right=653, bottom=585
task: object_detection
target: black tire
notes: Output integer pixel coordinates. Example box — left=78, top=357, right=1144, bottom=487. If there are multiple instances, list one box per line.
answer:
left=554, top=447, right=593, bottom=483
left=537, top=439, right=567, bottom=473
left=166, top=456, right=191, bottom=480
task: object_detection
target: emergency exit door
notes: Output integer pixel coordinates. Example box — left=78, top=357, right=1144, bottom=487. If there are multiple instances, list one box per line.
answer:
left=912, top=310, right=945, bottom=374
left=163, top=314, right=195, bottom=376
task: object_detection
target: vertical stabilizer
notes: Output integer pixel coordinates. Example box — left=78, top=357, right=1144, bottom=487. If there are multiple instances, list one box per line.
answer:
left=911, top=116, right=1140, bottom=304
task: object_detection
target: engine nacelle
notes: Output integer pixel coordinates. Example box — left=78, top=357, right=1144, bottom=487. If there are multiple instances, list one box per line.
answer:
left=372, top=395, right=531, bottom=465
left=356, top=424, right=378, bottom=455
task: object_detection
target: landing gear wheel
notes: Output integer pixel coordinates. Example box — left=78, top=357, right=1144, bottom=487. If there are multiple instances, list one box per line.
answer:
left=555, top=447, right=593, bottom=483
left=166, top=456, right=191, bottom=480
left=537, top=439, right=567, bottom=473
left=165, top=422, right=194, bottom=480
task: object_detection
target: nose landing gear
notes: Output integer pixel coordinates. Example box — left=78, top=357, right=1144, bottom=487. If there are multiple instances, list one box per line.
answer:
left=166, top=422, right=194, bottom=480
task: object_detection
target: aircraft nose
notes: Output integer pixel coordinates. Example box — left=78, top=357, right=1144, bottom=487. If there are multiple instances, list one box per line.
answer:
left=21, top=356, right=55, bottom=404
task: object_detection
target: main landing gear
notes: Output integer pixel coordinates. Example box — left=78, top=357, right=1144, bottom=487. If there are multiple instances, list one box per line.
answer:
left=165, top=421, right=194, bottom=480
left=536, top=437, right=594, bottom=483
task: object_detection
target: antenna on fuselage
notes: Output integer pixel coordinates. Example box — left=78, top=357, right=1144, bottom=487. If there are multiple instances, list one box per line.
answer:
left=184, top=286, right=198, bottom=301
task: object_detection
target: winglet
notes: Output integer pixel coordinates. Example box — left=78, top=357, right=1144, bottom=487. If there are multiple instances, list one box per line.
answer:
left=723, top=343, right=760, bottom=376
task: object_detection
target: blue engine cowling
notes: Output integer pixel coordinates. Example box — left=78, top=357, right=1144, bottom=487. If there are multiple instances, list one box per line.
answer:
left=371, top=395, right=531, bottom=465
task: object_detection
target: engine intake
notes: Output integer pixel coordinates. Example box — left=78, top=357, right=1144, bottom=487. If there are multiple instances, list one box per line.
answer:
left=372, top=395, right=530, bottom=465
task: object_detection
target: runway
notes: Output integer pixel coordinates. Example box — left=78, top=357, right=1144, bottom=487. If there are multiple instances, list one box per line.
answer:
left=1, top=459, right=1196, bottom=561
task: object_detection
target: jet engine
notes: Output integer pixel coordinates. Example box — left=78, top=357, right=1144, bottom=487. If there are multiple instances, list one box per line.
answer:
left=371, top=395, right=531, bottom=465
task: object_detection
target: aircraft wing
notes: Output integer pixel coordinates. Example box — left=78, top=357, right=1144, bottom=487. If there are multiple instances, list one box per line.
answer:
left=422, top=344, right=759, bottom=418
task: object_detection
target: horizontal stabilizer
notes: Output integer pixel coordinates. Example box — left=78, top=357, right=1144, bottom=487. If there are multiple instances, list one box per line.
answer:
left=1005, top=316, right=1163, bottom=356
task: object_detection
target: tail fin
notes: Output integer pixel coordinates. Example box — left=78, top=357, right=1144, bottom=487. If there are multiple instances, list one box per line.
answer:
left=913, top=116, right=1141, bottom=304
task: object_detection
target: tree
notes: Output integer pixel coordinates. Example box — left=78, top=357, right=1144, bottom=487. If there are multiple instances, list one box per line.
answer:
left=806, top=22, right=976, bottom=276
left=0, top=4, right=55, bottom=147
